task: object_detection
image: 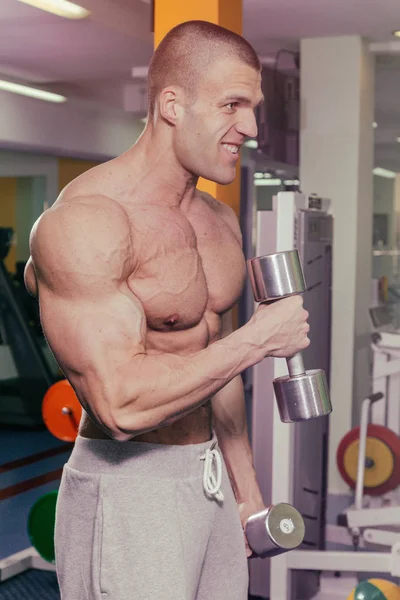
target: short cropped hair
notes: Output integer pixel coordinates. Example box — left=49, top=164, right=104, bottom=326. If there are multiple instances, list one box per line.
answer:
left=147, top=20, right=261, bottom=117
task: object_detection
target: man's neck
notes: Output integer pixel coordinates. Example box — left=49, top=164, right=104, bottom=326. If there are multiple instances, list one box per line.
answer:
left=128, top=125, right=199, bottom=210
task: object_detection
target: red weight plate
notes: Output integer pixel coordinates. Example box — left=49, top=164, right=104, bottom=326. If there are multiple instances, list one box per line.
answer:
left=42, top=380, right=82, bottom=442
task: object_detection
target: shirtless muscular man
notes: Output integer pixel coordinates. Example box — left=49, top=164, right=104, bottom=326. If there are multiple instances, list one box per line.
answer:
left=25, top=20, right=309, bottom=600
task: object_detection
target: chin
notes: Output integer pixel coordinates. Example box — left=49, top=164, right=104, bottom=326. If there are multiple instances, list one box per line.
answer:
left=215, top=173, right=237, bottom=186
left=201, top=168, right=237, bottom=186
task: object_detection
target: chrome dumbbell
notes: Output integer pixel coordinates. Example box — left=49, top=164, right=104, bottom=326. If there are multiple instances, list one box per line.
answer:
left=247, top=249, right=332, bottom=423
left=246, top=503, right=305, bottom=558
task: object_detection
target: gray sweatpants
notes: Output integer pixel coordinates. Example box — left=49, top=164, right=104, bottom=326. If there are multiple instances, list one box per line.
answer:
left=55, top=433, right=249, bottom=600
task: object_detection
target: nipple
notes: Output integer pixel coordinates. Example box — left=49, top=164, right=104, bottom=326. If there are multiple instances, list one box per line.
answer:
left=164, top=314, right=179, bottom=327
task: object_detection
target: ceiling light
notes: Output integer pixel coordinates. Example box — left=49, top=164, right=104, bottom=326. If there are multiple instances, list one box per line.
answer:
left=373, top=122, right=378, bottom=129
left=397, top=137, right=400, bottom=143
left=254, top=179, right=282, bottom=187
left=393, top=30, right=400, bottom=38
left=16, top=0, right=90, bottom=19
left=373, top=167, right=396, bottom=179
left=0, top=80, right=67, bottom=103
left=244, top=140, right=258, bottom=149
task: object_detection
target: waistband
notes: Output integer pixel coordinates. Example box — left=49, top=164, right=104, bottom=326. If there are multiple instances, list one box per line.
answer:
left=67, top=432, right=219, bottom=481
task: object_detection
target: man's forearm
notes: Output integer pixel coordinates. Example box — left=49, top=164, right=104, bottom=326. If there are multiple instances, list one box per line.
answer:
left=114, top=323, right=265, bottom=440
left=212, top=375, right=263, bottom=504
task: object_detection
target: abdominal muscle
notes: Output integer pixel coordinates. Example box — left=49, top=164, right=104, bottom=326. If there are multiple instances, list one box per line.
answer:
left=79, top=318, right=215, bottom=445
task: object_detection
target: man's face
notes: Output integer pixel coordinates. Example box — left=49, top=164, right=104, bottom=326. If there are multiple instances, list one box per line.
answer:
left=174, top=57, right=263, bottom=185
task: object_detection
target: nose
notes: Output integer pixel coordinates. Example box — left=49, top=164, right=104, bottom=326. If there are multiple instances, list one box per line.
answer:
left=236, top=109, right=258, bottom=140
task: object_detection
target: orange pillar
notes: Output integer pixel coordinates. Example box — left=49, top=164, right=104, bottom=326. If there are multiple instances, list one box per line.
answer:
left=154, top=0, right=242, bottom=218
left=0, top=177, right=17, bottom=273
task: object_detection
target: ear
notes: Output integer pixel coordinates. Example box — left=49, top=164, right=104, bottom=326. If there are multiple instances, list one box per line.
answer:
left=159, top=86, right=184, bottom=125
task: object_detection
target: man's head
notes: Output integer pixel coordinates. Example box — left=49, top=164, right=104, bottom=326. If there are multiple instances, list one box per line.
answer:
left=147, top=21, right=263, bottom=185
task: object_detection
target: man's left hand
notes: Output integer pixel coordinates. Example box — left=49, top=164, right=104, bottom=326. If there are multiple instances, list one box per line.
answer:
left=237, top=499, right=266, bottom=558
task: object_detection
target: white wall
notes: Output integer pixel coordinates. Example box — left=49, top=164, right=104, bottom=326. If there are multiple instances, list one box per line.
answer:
left=0, top=91, right=144, bottom=256
left=0, top=90, right=141, bottom=160
left=0, top=151, right=59, bottom=210
left=300, top=36, right=374, bottom=495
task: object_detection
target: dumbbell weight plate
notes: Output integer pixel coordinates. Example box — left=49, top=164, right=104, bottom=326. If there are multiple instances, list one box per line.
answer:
left=42, top=379, right=82, bottom=442
left=274, top=369, right=331, bottom=422
left=27, top=490, right=58, bottom=563
left=247, top=250, right=306, bottom=302
left=245, top=503, right=305, bottom=558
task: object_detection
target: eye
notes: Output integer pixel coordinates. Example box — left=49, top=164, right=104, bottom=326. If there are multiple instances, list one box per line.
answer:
left=226, top=102, right=238, bottom=111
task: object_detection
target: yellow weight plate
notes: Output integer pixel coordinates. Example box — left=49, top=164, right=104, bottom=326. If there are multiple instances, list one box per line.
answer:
left=343, top=437, right=394, bottom=488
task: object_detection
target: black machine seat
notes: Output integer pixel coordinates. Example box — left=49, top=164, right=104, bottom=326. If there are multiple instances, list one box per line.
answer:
left=0, top=377, right=20, bottom=397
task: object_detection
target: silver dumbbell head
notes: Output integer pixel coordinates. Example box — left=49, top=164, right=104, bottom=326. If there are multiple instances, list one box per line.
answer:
left=245, top=503, right=305, bottom=558
left=274, top=369, right=331, bottom=422
left=247, top=250, right=306, bottom=302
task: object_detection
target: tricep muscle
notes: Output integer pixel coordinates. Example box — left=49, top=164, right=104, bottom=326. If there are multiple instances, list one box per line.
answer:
left=29, top=196, right=146, bottom=435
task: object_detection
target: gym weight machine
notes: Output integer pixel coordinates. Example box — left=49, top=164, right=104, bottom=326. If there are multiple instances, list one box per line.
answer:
left=248, top=191, right=333, bottom=600
left=247, top=191, right=400, bottom=600
left=0, top=227, right=60, bottom=426
left=321, top=304, right=400, bottom=598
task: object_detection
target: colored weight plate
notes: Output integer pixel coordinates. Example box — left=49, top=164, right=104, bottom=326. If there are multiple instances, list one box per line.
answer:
left=343, top=437, right=394, bottom=488
left=42, top=379, right=82, bottom=442
left=27, top=491, right=58, bottom=563
left=337, top=424, right=400, bottom=496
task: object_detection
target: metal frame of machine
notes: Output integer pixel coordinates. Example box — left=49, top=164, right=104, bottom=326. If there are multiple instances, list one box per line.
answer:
left=249, top=191, right=332, bottom=598
left=370, top=313, right=400, bottom=437
left=254, top=192, right=400, bottom=600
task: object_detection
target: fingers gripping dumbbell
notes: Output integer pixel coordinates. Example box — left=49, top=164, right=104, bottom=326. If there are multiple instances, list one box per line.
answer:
left=245, top=503, right=305, bottom=558
left=247, top=249, right=332, bottom=423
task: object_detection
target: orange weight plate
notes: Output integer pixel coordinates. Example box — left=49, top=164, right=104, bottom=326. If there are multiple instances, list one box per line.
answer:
left=337, top=424, right=400, bottom=496
left=42, top=380, right=82, bottom=442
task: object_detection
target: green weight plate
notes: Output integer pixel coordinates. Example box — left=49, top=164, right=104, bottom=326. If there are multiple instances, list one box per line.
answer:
left=27, top=490, right=58, bottom=563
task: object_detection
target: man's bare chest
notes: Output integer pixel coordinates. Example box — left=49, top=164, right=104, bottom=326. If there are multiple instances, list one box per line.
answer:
left=124, top=203, right=246, bottom=331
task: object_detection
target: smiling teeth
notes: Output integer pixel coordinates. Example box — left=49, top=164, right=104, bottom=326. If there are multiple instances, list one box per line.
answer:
left=222, top=144, right=239, bottom=154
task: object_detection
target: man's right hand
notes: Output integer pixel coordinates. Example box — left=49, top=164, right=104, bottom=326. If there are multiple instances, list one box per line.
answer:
left=249, top=296, right=310, bottom=359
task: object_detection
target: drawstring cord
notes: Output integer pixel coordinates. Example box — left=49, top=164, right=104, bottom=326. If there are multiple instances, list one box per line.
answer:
left=200, top=440, right=224, bottom=502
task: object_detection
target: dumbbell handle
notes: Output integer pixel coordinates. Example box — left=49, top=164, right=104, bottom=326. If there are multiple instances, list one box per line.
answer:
left=287, top=353, right=305, bottom=377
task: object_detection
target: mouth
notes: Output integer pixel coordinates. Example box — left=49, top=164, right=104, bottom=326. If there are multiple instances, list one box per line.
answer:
left=221, top=143, right=240, bottom=159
